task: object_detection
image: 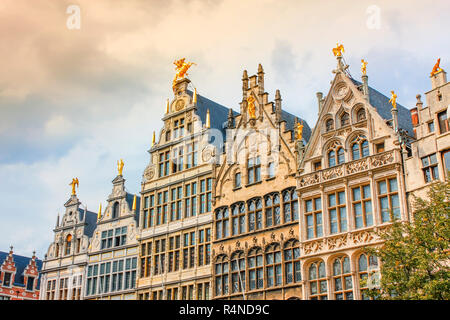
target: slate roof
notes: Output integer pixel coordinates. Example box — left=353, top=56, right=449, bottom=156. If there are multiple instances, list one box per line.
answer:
left=77, top=208, right=98, bottom=237
left=0, top=252, right=43, bottom=289
left=125, top=192, right=141, bottom=226
left=351, top=79, right=414, bottom=136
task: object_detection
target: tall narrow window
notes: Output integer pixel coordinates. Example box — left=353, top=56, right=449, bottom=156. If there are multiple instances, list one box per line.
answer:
left=112, top=201, right=119, bottom=219
left=442, top=150, right=450, bottom=178
left=214, top=255, right=228, bottom=297
left=309, top=261, right=327, bottom=300
left=282, top=188, right=299, bottom=223
left=326, top=119, right=334, bottom=132
left=358, top=254, right=379, bottom=300
left=186, top=141, right=198, bottom=169
left=65, top=234, right=72, bottom=255
left=340, top=112, right=349, bottom=127
left=215, top=207, right=229, bottom=240
left=378, top=177, right=400, bottom=222
left=230, top=251, right=245, bottom=293
left=328, top=150, right=336, bottom=167
left=247, top=156, right=261, bottom=184
left=234, top=172, right=241, bottom=188
left=265, top=243, right=282, bottom=288
left=247, top=198, right=263, bottom=232
left=438, top=110, right=449, bottom=134
left=422, top=153, right=439, bottom=182
left=305, top=197, right=323, bottom=239
left=284, top=240, right=301, bottom=284
left=352, top=185, right=373, bottom=228
left=332, top=256, right=353, bottom=300
left=265, top=193, right=280, bottom=227
left=267, top=162, right=275, bottom=178
left=328, top=191, right=347, bottom=234
left=248, top=248, right=263, bottom=290
left=231, top=202, right=245, bottom=235
left=351, top=135, right=369, bottom=160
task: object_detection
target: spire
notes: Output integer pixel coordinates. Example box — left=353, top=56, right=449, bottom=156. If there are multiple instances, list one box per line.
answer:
left=242, top=69, right=249, bottom=99
left=275, top=89, right=282, bottom=123
left=227, top=108, right=235, bottom=129
left=152, top=131, right=156, bottom=147
left=56, top=212, right=60, bottom=228
left=166, top=99, right=170, bottom=114
left=193, top=88, right=197, bottom=104
left=97, top=203, right=102, bottom=221
left=206, top=109, right=211, bottom=129
left=132, top=194, right=137, bottom=212
left=257, top=63, right=264, bottom=94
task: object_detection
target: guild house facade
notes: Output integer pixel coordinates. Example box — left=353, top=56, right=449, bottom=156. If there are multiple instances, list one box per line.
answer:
left=39, top=49, right=449, bottom=300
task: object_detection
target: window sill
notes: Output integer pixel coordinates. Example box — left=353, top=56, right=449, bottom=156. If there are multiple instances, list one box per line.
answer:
left=265, top=177, right=276, bottom=181
left=233, top=186, right=242, bottom=191
left=245, top=180, right=262, bottom=187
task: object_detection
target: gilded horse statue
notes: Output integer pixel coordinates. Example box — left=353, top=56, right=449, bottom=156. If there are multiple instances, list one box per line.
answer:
left=173, top=58, right=196, bottom=87
left=430, top=58, right=443, bottom=76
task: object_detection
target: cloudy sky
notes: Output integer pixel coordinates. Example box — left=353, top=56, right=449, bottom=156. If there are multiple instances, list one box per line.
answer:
left=0, top=0, right=449, bottom=258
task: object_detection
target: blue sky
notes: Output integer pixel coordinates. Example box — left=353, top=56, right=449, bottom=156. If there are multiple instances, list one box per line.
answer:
left=0, top=0, right=449, bottom=258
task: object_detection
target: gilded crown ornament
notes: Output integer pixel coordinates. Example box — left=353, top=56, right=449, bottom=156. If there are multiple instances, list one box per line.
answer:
left=117, top=159, right=124, bottom=176
left=173, top=58, right=196, bottom=87
left=389, top=91, right=397, bottom=109
left=430, top=58, right=443, bottom=76
left=69, top=178, right=79, bottom=195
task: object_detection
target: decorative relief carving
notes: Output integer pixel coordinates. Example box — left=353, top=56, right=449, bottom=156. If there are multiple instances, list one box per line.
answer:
left=322, top=166, right=344, bottom=180
left=299, top=173, right=320, bottom=187
left=333, top=82, right=350, bottom=101
left=371, top=151, right=394, bottom=167
left=302, top=240, right=324, bottom=255
left=143, top=165, right=156, bottom=182
left=326, top=234, right=348, bottom=250
left=346, top=158, right=369, bottom=174
left=202, top=146, right=215, bottom=163
left=352, top=230, right=375, bottom=244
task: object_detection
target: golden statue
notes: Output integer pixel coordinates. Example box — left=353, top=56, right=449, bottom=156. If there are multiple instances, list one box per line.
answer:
left=361, top=59, right=368, bottom=75
left=389, top=91, right=397, bottom=109
left=117, top=159, right=124, bottom=176
left=332, top=43, right=345, bottom=57
left=173, top=58, right=196, bottom=87
left=296, top=120, right=304, bottom=140
left=69, top=178, right=79, bottom=195
left=430, top=58, right=443, bottom=76
left=247, top=95, right=256, bottom=119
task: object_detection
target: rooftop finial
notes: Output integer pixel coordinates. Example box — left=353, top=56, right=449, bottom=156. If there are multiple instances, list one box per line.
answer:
left=430, top=58, right=443, bottom=76
left=166, top=99, right=170, bottom=113
left=361, top=59, right=368, bottom=76
left=389, top=90, right=397, bottom=109
left=152, top=131, right=156, bottom=147
left=132, top=194, right=137, bottom=212
left=332, top=43, right=345, bottom=57
left=117, top=159, right=124, bottom=176
left=193, top=87, right=198, bottom=104
left=97, top=203, right=102, bottom=221
left=173, top=58, right=196, bottom=87
left=206, top=109, right=211, bottom=128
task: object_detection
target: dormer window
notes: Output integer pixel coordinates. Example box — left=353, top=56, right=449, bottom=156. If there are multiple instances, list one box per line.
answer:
left=3, top=272, right=12, bottom=287
left=340, top=112, right=349, bottom=127
left=26, top=276, right=35, bottom=291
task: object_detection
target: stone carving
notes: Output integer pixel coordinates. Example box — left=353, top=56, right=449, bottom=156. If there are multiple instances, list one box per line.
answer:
left=346, top=158, right=369, bottom=174
left=371, top=151, right=394, bottom=167
left=333, top=82, right=350, bottom=101
left=202, top=146, right=214, bottom=163
left=303, top=240, right=324, bottom=255
left=143, top=165, right=156, bottom=182
left=299, top=173, right=320, bottom=187
left=352, top=230, right=375, bottom=244
left=322, top=166, right=344, bottom=181
left=326, top=234, right=348, bottom=250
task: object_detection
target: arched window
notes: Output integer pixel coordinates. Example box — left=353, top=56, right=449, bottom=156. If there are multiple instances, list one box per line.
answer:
left=332, top=256, right=353, bottom=300
left=351, top=135, right=369, bottom=160
left=326, top=119, right=334, bottom=132
left=328, top=150, right=336, bottom=167
left=282, top=188, right=299, bottom=223
left=215, top=207, right=229, bottom=240
left=112, top=202, right=119, bottom=219
left=248, top=247, right=263, bottom=290
left=214, top=255, right=229, bottom=297
left=265, top=193, right=280, bottom=227
left=247, top=198, right=262, bottom=232
left=328, top=144, right=344, bottom=167
left=265, top=243, right=282, bottom=288
left=309, top=261, right=327, bottom=300
left=340, top=112, right=349, bottom=127
left=284, top=240, right=301, bottom=284
left=230, top=251, right=245, bottom=293
left=358, top=254, right=379, bottom=300
left=231, top=202, right=245, bottom=236
left=65, top=234, right=72, bottom=255
left=357, top=108, right=366, bottom=121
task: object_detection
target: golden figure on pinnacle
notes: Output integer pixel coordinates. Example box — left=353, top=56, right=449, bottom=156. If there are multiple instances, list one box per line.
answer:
left=389, top=91, right=397, bottom=109
left=247, top=95, right=256, bottom=119
left=117, top=159, right=124, bottom=176
left=69, top=178, right=79, bottom=195
left=332, top=43, right=345, bottom=57
left=361, top=59, right=368, bottom=75
left=173, top=58, right=196, bottom=87
left=296, top=120, right=304, bottom=141
left=430, top=58, right=443, bottom=76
